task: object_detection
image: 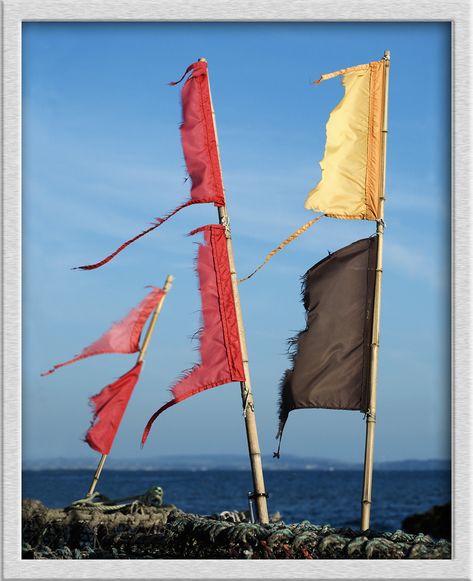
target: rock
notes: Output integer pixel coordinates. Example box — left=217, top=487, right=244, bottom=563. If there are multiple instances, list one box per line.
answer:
left=317, top=534, right=347, bottom=558
left=389, top=529, right=415, bottom=543
left=346, top=536, right=368, bottom=558
left=402, top=502, right=451, bottom=541
left=365, top=538, right=406, bottom=559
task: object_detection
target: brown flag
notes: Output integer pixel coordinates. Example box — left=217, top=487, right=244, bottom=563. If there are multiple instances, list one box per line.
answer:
left=276, top=237, right=378, bottom=455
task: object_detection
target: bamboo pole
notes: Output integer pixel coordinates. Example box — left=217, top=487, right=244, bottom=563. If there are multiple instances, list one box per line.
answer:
left=138, top=276, right=174, bottom=362
left=86, top=275, right=174, bottom=497
left=86, top=452, right=107, bottom=498
left=199, top=58, right=269, bottom=524
left=360, top=51, right=390, bottom=531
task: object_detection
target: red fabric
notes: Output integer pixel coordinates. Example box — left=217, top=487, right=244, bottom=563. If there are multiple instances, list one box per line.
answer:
left=86, top=362, right=143, bottom=455
left=76, top=61, right=224, bottom=270
left=142, top=224, right=245, bottom=445
left=179, top=61, right=225, bottom=205
left=74, top=201, right=197, bottom=271
left=42, top=287, right=164, bottom=376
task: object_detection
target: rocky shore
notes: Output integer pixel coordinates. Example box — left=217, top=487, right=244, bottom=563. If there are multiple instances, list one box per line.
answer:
left=402, top=502, right=451, bottom=541
left=22, top=496, right=451, bottom=560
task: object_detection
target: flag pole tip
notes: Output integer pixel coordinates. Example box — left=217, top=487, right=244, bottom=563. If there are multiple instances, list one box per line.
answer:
left=198, top=57, right=207, bottom=62
left=164, top=274, right=174, bottom=292
left=384, top=50, right=390, bottom=60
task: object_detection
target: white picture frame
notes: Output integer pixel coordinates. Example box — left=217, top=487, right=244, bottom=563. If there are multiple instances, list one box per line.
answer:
left=2, top=0, right=470, bottom=579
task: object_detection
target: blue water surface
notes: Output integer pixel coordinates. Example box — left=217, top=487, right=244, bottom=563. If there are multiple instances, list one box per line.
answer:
left=22, top=469, right=450, bottom=532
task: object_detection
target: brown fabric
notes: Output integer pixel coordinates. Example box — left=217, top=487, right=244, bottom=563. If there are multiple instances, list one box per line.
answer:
left=277, top=237, right=378, bottom=441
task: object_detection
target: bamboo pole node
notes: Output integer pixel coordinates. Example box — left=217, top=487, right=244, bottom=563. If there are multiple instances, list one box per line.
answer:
left=242, top=393, right=249, bottom=416
left=248, top=492, right=269, bottom=499
left=220, top=214, right=231, bottom=237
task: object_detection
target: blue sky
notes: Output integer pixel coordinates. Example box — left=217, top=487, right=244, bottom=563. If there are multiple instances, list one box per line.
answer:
left=22, top=22, right=451, bottom=464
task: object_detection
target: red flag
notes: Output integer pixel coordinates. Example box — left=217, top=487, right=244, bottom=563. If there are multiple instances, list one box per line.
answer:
left=142, top=224, right=245, bottom=445
left=42, top=287, right=164, bottom=376
left=177, top=60, right=225, bottom=204
left=85, top=362, right=143, bottom=454
left=77, top=61, right=225, bottom=270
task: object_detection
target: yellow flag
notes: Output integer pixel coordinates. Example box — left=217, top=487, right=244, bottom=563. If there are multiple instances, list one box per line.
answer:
left=305, top=59, right=385, bottom=220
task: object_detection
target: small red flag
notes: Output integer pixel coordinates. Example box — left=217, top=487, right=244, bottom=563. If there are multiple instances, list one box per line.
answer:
left=42, top=287, right=164, bottom=376
left=77, top=61, right=224, bottom=270
left=177, top=60, right=225, bottom=205
left=142, top=225, right=245, bottom=445
left=85, top=362, right=143, bottom=455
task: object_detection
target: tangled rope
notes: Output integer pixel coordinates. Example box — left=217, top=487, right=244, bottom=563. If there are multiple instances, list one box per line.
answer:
left=65, top=485, right=164, bottom=514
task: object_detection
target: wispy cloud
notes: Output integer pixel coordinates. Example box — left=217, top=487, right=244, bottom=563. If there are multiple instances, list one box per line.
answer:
left=387, top=173, right=450, bottom=216
left=385, top=241, right=444, bottom=287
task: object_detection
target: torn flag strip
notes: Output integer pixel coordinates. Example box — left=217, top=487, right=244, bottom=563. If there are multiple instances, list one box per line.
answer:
left=85, top=362, right=143, bottom=455
left=77, top=60, right=224, bottom=270
left=42, top=286, right=164, bottom=376
left=142, top=224, right=244, bottom=445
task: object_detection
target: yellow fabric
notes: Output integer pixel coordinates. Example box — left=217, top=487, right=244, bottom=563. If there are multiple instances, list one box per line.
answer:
left=365, top=60, right=384, bottom=217
left=238, top=215, right=323, bottom=283
left=313, top=62, right=370, bottom=84
left=305, top=60, right=384, bottom=221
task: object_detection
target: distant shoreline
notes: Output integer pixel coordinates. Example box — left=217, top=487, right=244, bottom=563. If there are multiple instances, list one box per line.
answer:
left=22, top=456, right=450, bottom=472
left=22, top=467, right=451, bottom=473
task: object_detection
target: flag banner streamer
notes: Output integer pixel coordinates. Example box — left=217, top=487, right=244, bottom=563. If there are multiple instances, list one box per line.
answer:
left=172, top=60, right=225, bottom=205
left=85, top=362, right=143, bottom=455
left=276, top=237, right=377, bottom=456
left=42, top=286, right=164, bottom=376
left=305, top=59, right=385, bottom=220
left=142, top=224, right=245, bottom=445
left=76, top=61, right=225, bottom=270
left=238, top=215, right=323, bottom=283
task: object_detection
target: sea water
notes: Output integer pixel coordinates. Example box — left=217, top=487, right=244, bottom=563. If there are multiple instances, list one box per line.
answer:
left=22, top=469, right=450, bottom=532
